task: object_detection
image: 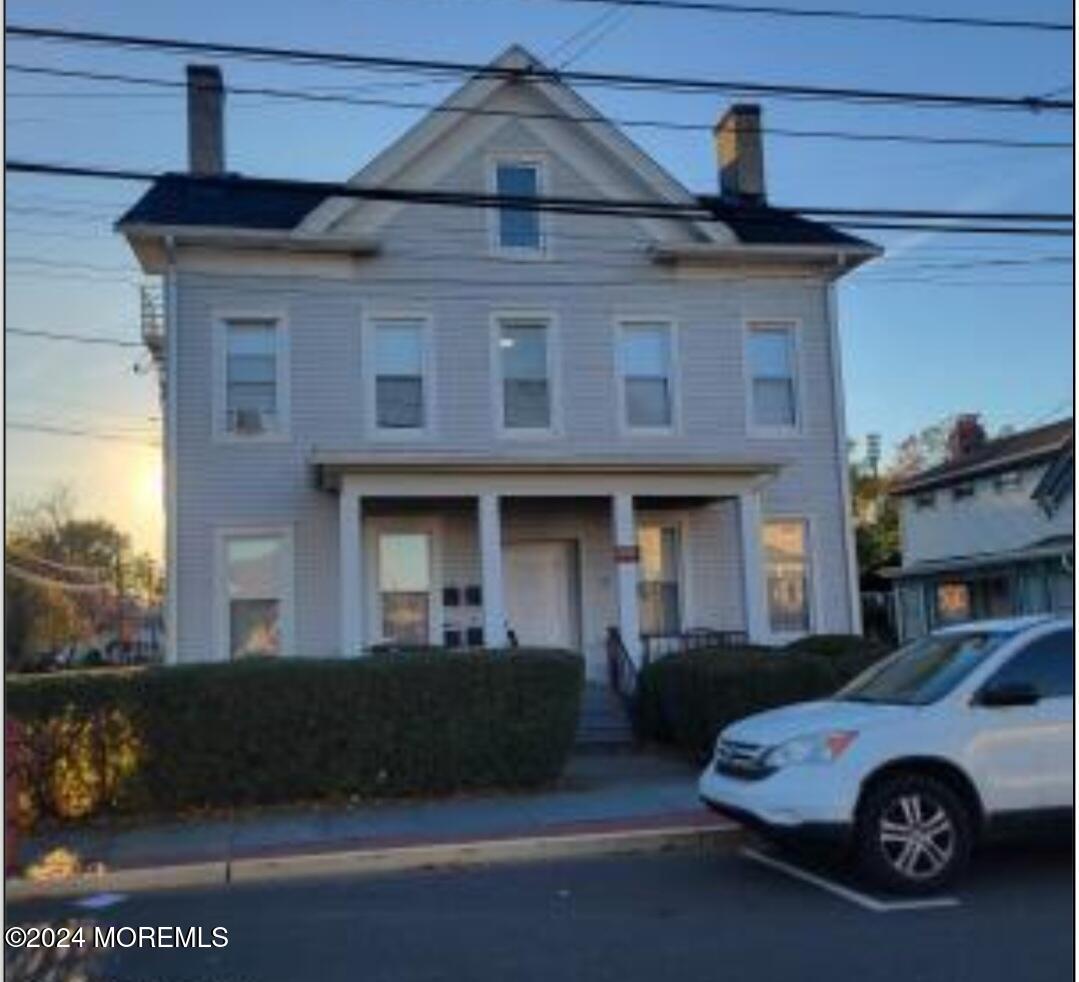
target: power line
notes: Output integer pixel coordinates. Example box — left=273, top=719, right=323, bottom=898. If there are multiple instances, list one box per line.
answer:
left=6, top=327, right=144, bottom=348
left=7, top=421, right=160, bottom=445
left=4, top=545, right=112, bottom=579
left=505, top=0, right=1074, bottom=33
left=4, top=563, right=115, bottom=593
left=6, top=161, right=1074, bottom=237
left=6, top=64, right=1073, bottom=151
left=6, top=24, right=1073, bottom=111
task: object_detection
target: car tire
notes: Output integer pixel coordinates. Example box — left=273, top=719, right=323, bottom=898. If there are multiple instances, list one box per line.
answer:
left=855, top=773, right=973, bottom=895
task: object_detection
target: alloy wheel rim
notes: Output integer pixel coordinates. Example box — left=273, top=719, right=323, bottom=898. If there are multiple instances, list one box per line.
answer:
left=878, top=792, right=955, bottom=880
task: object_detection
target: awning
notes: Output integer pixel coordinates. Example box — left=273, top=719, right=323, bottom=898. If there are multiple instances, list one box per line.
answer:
left=885, top=536, right=1074, bottom=580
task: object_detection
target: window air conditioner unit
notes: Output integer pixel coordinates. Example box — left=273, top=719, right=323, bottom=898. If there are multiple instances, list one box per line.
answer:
left=233, top=408, right=265, bottom=434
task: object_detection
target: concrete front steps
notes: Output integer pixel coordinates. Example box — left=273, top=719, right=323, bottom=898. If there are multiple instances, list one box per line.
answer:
left=576, top=681, right=635, bottom=749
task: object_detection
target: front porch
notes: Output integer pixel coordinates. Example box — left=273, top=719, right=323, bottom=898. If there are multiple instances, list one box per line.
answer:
left=317, top=457, right=780, bottom=678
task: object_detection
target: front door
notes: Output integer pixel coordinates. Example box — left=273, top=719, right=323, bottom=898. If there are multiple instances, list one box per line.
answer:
left=505, top=541, right=577, bottom=649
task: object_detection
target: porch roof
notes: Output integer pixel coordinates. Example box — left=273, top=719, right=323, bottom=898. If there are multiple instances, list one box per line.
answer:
left=884, top=534, right=1074, bottom=581
left=312, top=452, right=784, bottom=496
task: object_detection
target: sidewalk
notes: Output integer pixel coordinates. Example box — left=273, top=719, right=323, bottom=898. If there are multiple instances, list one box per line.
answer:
left=13, top=751, right=736, bottom=896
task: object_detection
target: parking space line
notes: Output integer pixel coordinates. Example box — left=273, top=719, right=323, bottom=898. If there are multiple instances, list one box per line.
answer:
left=739, top=847, right=961, bottom=913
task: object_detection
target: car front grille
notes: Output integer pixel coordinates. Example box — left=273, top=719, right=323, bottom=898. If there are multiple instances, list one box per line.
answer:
left=713, top=738, right=775, bottom=781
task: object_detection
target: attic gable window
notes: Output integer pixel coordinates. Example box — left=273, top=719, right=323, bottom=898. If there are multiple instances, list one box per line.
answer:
left=492, top=160, right=544, bottom=254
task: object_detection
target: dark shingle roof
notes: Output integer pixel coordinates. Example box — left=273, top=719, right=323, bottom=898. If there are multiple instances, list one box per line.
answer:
left=117, top=173, right=328, bottom=230
left=117, top=174, right=875, bottom=251
left=700, top=197, right=876, bottom=249
left=891, top=418, right=1074, bottom=496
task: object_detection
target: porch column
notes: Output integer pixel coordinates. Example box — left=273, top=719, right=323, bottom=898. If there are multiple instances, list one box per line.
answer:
left=339, top=484, right=364, bottom=656
left=612, top=493, right=642, bottom=664
left=738, top=491, right=769, bottom=644
left=479, top=493, right=507, bottom=648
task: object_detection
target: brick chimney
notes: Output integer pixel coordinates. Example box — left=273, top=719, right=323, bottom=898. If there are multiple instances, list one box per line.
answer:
left=715, top=104, right=765, bottom=204
left=947, top=414, right=988, bottom=460
left=187, top=64, right=225, bottom=175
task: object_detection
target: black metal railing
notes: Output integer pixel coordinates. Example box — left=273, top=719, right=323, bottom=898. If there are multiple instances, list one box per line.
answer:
left=640, top=628, right=748, bottom=664
left=606, top=626, right=638, bottom=705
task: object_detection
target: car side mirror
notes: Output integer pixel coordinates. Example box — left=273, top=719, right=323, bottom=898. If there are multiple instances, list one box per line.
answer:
left=976, top=681, right=1041, bottom=708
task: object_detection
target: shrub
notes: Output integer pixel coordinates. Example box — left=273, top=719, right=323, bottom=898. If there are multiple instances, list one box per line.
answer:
left=6, top=649, right=583, bottom=824
left=636, top=637, right=886, bottom=761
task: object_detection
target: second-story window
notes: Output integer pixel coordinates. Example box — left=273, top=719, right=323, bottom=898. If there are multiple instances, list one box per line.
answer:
left=225, top=318, right=281, bottom=437
left=498, top=318, right=552, bottom=432
left=494, top=161, right=543, bottom=253
left=619, top=323, right=673, bottom=430
left=373, top=319, right=427, bottom=432
left=747, top=322, right=798, bottom=431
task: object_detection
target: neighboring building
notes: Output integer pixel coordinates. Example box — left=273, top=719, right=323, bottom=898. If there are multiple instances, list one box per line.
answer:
left=120, top=47, right=879, bottom=675
left=889, top=416, right=1074, bottom=641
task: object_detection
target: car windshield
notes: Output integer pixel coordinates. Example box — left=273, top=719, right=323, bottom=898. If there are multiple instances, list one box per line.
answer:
left=836, top=630, right=1010, bottom=706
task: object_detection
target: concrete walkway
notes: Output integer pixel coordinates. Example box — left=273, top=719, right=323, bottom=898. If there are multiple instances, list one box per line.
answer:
left=18, top=751, right=720, bottom=881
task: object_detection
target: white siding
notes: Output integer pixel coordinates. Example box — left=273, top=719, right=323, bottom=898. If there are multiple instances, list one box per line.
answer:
left=169, top=112, right=856, bottom=660
left=900, top=464, right=1073, bottom=565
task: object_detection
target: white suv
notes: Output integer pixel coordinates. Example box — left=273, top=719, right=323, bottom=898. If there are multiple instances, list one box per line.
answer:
left=698, top=615, right=1073, bottom=892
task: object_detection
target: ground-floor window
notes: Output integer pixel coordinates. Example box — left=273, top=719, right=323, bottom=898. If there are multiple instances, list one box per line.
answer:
left=637, top=524, right=681, bottom=635
left=935, top=582, right=971, bottom=624
left=378, top=532, right=432, bottom=645
left=763, top=519, right=811, bottom=634
left=224, top=532, right=290, bottom=658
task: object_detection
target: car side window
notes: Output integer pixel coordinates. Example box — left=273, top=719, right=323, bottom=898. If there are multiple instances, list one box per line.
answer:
left=983, top=629, right=1074, bottom=699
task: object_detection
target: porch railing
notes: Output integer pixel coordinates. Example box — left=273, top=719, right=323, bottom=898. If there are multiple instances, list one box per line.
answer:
left=606, top=627, right=638, bottom=705
left=640, top=628, right=748, bottom=664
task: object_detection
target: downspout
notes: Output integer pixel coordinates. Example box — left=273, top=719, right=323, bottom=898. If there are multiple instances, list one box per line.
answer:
left=824, top=274, right=863, bottom=635
left=163, top=236, right=180, bottom=663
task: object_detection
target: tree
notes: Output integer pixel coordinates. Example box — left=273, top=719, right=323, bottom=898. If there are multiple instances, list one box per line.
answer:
left=4, top=486, right=163, bottom=670
left=891, top=417, right=955, bottom=477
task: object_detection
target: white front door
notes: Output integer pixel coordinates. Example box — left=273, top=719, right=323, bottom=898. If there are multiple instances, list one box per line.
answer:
left=504, top=542, right=576, bottom=649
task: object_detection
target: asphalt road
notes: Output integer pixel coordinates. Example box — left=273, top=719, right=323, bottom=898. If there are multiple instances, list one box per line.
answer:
left=5, top=839, right=1072, bottom=982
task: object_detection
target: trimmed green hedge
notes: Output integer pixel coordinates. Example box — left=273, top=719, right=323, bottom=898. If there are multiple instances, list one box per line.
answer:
left=6, top=649, right=584, bottom=823
left=636, top=636, right=887, bottom=761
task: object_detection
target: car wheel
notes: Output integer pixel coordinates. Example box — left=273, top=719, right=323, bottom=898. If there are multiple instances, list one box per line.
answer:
left=856, top=773, right=972, bottom=894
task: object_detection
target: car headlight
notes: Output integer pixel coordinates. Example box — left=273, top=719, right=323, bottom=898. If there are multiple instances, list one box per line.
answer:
left=763, top=730, right=858, bottom=769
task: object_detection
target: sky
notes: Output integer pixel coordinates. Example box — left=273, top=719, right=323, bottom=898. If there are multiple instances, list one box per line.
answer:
left=5, top=0, right=1074, bottom=557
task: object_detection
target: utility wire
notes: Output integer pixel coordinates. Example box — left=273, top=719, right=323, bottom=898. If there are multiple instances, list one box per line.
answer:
left=506, top=0, right=1073, bottom=33
left=6, top=327, right=144, bottom=348
left=7, top=421, right=161, bottom=445
left=6, top=64, right=1073, bottom=151
left=6, top=25, right=1073, bottom=111
left=6, top=161, right=1074, bottom=236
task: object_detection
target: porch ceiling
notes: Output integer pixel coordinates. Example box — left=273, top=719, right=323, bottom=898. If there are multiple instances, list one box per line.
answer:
left=313, top=453, right=784, bottom=497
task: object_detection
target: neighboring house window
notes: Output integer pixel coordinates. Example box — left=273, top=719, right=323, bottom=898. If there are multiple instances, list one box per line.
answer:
left=224, top=533, right=289, bottom=659
left=952, top=481, right=976, bottom=500
left=225, top=319, right=282, bottom=436
left=763, top=519, right=811, bottom=634
left=378, top=532, right=433, bottom=645
left=619, top=323, right=674, bottom=430
left=637, top=525, right=682, bottom=635
left=914, top=491, right=935, bottom=510
left=936, top=582, right=971, bottom=624
left=747, top=323, right=798, bottom=430
left=494, top=161, right=543, bottom=253
left=497, top=318, right=552, bottom=431
left=372, top=319, right=427, bottom=431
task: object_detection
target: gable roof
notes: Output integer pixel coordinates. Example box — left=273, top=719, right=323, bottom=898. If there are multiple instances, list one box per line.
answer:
left=117, top=44, right=877, bottom=258
left=296, top=44, right=719, bottom=241
left=891, top=418, right=1074, bottom=496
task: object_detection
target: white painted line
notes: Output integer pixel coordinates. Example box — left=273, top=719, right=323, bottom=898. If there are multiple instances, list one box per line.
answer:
left=740, top=847, right=960, bottom=913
